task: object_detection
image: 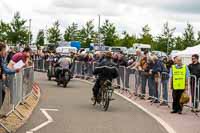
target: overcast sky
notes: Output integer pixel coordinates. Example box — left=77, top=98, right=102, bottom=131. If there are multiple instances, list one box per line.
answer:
left=1, top=0, right=200, bottom=41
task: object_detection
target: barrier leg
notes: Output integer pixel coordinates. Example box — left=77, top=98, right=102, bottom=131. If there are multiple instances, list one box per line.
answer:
left=0, top=122, right=11, bottom=133
left=14, top=107, right=25, bottom=119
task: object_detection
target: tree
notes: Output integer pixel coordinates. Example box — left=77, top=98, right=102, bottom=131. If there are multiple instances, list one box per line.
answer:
left=64, top=22, right=79, bottom=41
left=119, top=31, right=137, bottom=48
left=174, top=36, right=184, bottom=50
left=7, top=12, right=29, bottom=45
left=138, top=24, right=153, bottom=46
left=36, top=29, right=45, bottom=47
left=79, top=20, right=96, bottom=48
left=196, top=31, right=200, bottom=45
left=0, top=20, right=10, bottom=43
left=47, top=21, right=62, bottom=44
left=182, top=23, right=196, bottom=49
left=154, top=22, right=176, bottom=53
left=100, top=20, right=119, bottom=46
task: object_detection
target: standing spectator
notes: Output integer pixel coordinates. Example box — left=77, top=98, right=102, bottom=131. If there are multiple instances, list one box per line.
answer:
left=128, top=49, right=143, bottom=97
left=188, top=54, right=200, bottom=112
left=6, top=47, right=16, bottom=64
left=150, top=55, right=162, bottom=103
left=118, top=53, right=127, bottom=67
left=112, top=53, right=118, bottom=64
left=0, top=43, right=19, bottom=74
left=166, top=56, right=174, bottom=70
left=0, top=43, right=19, bottom=114
left=8, top=47, right=32, bottom=70
left=160, top=57, right=170, bottom=106
left=140, top=58, right=148, bottom=99
left=115, top=53, right=127, bottom=91
left=125, top=56, right=136, bottom=89
left=128, top=49, right=143, bottom=69
left=140, top=51, right=148, bottom=99
left=169, top=57, right=190, bottom=114
left=146, top=56, right=155, bottom=100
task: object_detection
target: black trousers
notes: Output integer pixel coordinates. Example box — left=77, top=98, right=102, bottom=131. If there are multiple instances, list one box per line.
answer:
left=92, top=78, right=111, bottom=98
left=93, top=78, right=101, bottom=98
left=172, top=90, right=184, bottom=112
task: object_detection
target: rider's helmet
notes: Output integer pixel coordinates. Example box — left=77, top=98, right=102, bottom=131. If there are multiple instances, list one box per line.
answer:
left=105, top=51, right=112, bottom=59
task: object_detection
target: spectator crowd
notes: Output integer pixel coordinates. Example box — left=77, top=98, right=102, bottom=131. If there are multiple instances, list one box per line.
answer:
left=4, top=44, right=200, bottom=114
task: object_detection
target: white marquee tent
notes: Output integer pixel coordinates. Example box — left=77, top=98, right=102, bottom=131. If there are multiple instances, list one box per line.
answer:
left=173, top=44, right=200, bottom=65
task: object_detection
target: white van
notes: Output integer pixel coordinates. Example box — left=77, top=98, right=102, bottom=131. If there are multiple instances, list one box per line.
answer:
left=133, top=43, right=151, bottom=52
left=56, top=46, right=77, bottom=55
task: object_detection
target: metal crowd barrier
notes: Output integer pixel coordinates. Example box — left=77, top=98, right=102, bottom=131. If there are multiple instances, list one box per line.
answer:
left=33, top=58, right=49, bottom=72
left=34, top=58, right=200, bottom=112
left=73, top=61, right=200, bottom=111
left=0, top=67, right=36, bottom=132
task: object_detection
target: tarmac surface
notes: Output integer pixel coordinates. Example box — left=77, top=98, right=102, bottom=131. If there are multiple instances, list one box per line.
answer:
left=16, top=72, right=167, bottom=133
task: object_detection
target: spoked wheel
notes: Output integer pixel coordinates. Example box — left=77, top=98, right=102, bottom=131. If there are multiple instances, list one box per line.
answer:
left=100, top=89, right=110, bottom=111
left=63, top=72, right=70, bottom=88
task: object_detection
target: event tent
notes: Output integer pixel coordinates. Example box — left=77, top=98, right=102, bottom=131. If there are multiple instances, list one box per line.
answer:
left=173, top=44, right=200, bottom=65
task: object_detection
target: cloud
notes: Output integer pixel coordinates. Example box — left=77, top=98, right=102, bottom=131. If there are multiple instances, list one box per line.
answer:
left=1, top=0, right=200, bottom=41
left=37, top=0, right=127, bottom=17
left=0, top=0, right=12, bottom=14
left=161, top=2, right=200, bottom=14
left=111, top=0, right=200, bottom=14
left=52, top=0, right=99, bottom=9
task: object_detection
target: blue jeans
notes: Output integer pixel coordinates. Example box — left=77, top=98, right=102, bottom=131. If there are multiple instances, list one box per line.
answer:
left=162, top=80, right=168, bottom=102
left=118, top=67, right=125, bottom=88
left=148, top=75, right=155, bottom=98
left=141, top=74, right=148, bottom=96
left=125, top=68, right=135, bottom=88
left=135, top=71, right=141, bottom=94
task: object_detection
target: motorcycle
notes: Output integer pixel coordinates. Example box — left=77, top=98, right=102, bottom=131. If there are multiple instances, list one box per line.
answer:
left=56, top=68, right=71, bottom=88
left=47, top=61, right=57, bottom=81
left=47, top=57, right=60, bottom=81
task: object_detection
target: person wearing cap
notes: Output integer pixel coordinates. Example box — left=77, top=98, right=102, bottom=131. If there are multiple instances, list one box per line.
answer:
left=169, top=56, right=190, bottom=114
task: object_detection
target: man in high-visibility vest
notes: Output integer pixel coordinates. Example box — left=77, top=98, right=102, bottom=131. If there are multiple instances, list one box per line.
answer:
left=169, top=56, right=190, bottom=114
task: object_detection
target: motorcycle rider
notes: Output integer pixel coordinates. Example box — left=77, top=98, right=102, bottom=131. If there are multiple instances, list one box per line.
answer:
left=92, top=52, right=119, bottom=101
left=55, top=54, right=72, bottom=81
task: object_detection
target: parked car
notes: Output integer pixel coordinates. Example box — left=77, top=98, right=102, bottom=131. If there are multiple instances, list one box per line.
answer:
left=133, top=43, right=151, bottom=53
left=152, top=51, right=167, bottom=58
left=110, top=47, right=127, bottom=54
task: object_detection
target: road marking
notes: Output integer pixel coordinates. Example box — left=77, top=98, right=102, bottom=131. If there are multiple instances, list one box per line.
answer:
left=75, top=79, right=176, bottom=133
left=26, top=108, right=59, bottom=133
left=114, top=92, right=176, bottom=133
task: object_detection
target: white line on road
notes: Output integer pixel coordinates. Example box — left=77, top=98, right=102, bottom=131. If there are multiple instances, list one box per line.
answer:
left=26, top=108, right=59, bottom=133
left=76, top=79, right=176, bottom=133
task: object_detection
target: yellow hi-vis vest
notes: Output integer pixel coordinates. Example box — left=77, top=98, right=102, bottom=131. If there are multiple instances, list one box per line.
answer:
left=172, top=65, right=186, bottom=90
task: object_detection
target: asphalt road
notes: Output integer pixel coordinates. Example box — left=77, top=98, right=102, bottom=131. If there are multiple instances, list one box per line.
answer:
left=16, top=72, right=167, bottom=133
